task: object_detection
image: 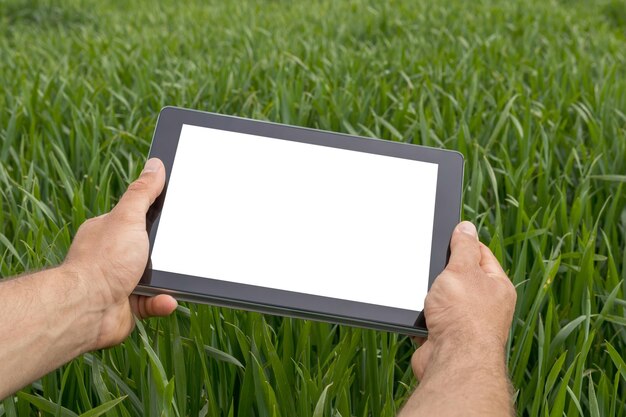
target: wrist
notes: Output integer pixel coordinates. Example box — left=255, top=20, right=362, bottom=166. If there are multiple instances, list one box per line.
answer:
left=405, top=333, right=514, bottom=417
left=60, top=260, right=138, bottom=351
left=0, top=267, right=101, bottom=397
left=54, top=264, right=105, bottom=352
left=430, top=330, right=507, bottom=371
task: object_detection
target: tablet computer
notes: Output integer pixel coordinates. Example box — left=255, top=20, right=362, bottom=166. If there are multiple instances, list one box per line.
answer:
left=136, top=106, right=463, bottom=335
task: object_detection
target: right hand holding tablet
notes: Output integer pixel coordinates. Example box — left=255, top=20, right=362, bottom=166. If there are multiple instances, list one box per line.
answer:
left=411, top=221, right=517, bottom=380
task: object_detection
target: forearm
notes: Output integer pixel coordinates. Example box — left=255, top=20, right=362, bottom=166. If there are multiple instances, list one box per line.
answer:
left=0, top=267, right=100, bottom=399
left=399, top=340, right=514, bottom=417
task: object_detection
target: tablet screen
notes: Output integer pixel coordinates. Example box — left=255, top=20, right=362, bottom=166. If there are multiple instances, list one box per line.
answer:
left=150, top=124, right=439, bottom=312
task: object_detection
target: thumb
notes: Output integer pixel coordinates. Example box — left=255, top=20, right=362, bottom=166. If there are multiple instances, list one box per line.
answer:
left=111, top=158, right=166, bottom=222
left=446, top=221, right=481, bottom=271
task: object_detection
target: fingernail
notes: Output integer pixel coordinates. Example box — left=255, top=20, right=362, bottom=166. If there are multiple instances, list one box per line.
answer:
left=457, top=221, right=477, bottom=238
left=143, top=158, right=161, bottom=173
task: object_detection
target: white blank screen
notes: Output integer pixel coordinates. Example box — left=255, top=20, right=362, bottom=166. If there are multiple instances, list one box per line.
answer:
left=151, top=124, right=439, bottom=311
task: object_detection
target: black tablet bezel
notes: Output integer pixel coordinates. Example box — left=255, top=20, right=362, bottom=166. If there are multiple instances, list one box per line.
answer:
left=136, top=106, right=463, bottom=336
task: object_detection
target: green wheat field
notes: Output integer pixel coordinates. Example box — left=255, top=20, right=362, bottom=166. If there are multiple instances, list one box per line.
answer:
left=1, top=0, right=625, bottom=416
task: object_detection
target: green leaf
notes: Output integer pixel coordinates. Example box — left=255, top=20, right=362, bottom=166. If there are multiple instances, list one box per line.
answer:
left=548, top=359, right=577, bottom=417
left=549, top=316, right=586, bottom=356
left=590, top=175, right=626, bottom=183
left=15, top=393, right=78, bottom=417
left=203, top=344, right=245, bottom=369
left=1, top=397, right=17, bottom=417
left=544, top=351, right=567, bottom=395
left=312, top=384, right=333, bottom=417
left=588, top=376, right=600, bottom=417
left=605, top=341, right=626, bottom=382
left=78, top=396, right=127, bottom=417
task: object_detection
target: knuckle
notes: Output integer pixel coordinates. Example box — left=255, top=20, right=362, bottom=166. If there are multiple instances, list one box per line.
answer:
left=411, top=350, right=420, bottom=366
left=444, top=262, right=463, bottom=274
left=456, top=233, right=480, bottom=249
left=498, top=278, right=517, bottom=304
left=117, top=210, right=138, bottom=225
left=127, top=178, right=149, bottom=194
left=503, top=276, right=515, bottom=292
left=423, top=295, right=433, bottom=311
left=81, top=218, right=97, bottom=227
left=507, top=281, right=518, bottom=302
left=111, top=204, right=138, bottom=224
left=78, top=216, right=102, bottom=232
left=410, top=350, right=422, bottom=373
left=445, top=262, right=470, bottom=274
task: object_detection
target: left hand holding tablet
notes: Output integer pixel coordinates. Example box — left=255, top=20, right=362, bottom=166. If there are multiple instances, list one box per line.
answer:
left=63, top=158, right=177, bottom=350
left=0, top=158, right=178, bottom=399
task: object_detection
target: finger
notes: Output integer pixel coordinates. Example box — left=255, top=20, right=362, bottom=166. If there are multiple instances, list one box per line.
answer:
left=479, top=242, right=506, bottom=276
left=446, top=221, right=481, bottom=271
left=411, top=335, right=427, bottom=347
left=411, top=340, right=434, bottom=381
left=132, top=294, right=178, bottom=319
left=111, top=158, right=165, bottom=223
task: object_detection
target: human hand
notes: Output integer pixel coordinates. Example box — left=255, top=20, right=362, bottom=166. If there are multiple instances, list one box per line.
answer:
left=411, top=221, right=516, bottom=380
left=62, top=158, right=177, bottom=350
